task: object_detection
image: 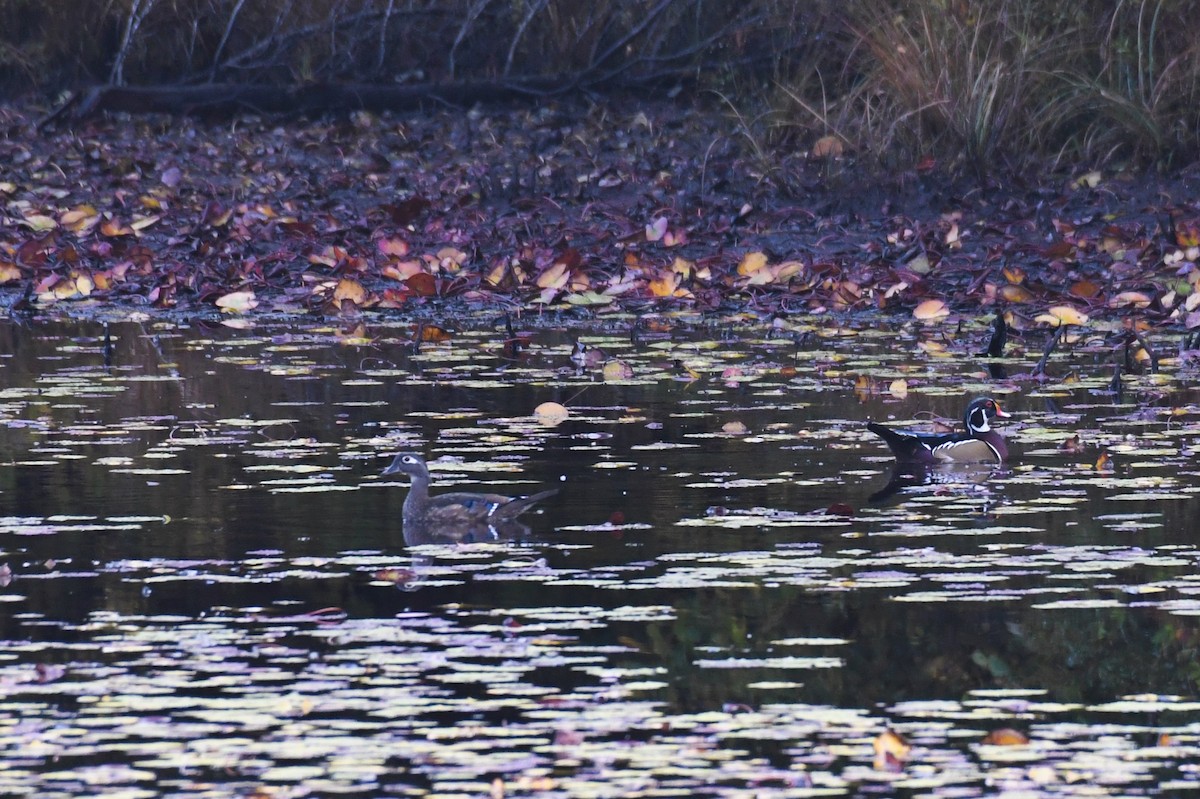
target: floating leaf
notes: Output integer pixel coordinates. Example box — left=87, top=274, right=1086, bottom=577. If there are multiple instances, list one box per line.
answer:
left=913, top=298, right=949, bottom=320
left=215, top=290, right=258, bottom=313
left=533, top=401, right=569, bottom=424
left=602, top=360, right=634, bottom=381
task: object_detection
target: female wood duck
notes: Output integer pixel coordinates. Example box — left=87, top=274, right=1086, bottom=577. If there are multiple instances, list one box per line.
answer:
left=382, top=453, right=557, bottom=537
left=867, top=397, right=1010, bottom=464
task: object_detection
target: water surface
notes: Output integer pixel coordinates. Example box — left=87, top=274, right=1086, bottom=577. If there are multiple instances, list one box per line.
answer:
left=1, top=316, right=1198, bottom=796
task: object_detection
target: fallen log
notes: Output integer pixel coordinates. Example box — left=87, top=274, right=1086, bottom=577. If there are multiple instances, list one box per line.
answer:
left=44, top=78, right=572, bottom=124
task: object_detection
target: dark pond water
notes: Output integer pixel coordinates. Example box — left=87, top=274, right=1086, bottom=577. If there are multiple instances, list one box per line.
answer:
left=1, top=314, right=1199, bottom=796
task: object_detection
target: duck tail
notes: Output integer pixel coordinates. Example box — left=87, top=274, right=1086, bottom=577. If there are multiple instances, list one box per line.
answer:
left=495, top=488, right=559, bottom=521
left=867, top=421, right=911, bottom=456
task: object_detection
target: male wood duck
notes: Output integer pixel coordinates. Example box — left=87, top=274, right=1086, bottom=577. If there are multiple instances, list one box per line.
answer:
left=867, top=397, right=1010, bottom=464
left=570, top=340, right=606, bottom=369
left=382, top=453, right=558, bottom=537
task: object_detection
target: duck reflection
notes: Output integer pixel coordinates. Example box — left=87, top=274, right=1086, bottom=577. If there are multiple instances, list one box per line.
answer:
left=380, top=452, right=557, bottom=589
left=868, top=462, right=1000, bottom=504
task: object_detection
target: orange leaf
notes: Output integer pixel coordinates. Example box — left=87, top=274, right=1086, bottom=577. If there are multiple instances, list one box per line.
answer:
left=999, top=284, right=1034, bottom=303
left=982, top=728, right=1030, bottom=746
left=1109, top=291, right=1152, bottom=308
left=533, top=401, right=569, bottom=425
left=1069, top=279, right=1102, bottom=299
left=873, top=728, right=911, bottom=771
left=406, top=273, right=438, bottom=297
left=382, top=259, right=425, bottom=281
left=100, top=219, right=134, bottom=237
left=913, top=298, right=949, bottom=320
left=333, top=278, right=368, bottom=305
left=414, top=324, right=451, bottom=343
left=648, top=271, right=681, bottom=297
left=1176, top=222, right=1200, bottom=248
left=811, top=135, right=843, bottom=158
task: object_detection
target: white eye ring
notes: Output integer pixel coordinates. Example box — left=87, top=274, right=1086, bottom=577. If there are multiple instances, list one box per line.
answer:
left=403, top=455, right=419, bottom=464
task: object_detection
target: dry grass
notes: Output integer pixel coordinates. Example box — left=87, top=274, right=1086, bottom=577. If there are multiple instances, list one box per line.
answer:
left=4, top=0, right=1200, bottom=172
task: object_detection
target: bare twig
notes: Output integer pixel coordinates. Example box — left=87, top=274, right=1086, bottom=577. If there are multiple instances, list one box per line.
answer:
left=504, top=0, right=550, bottom=77
left=1131, top=328, right=1159, bottom=373
left=111, top=0, right=158, bottom=85
left=449, top=0, right=495, bottom=80
left=1034, top=325, right=1065, bottom=376
left=209, top=0, right=247, bottom=82
left=377, top=0, right=395, bottom=73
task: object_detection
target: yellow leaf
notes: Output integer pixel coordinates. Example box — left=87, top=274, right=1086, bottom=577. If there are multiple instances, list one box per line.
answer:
left=772, top=260, right=805, bottom=282
left=913, top=298, right=949, bottom=320
left=215, top=290, right=258, bottom=313
left=602, top=360, right=634, bottom=381
left=889, top=378, right=908, bottom=398
left=669, top=256, right=694, bottom=276
left=1038, top=305, right=1089, bottom=326
left=130, top=214, right=160, bottom=231
left=0, top=261, right=22, bottom=284
left=738, top=251, right=768, bottom=276
left=60, top=205, right=99, bottom=233
left=536, top=261, right=571, bottom=290
left=22, top=214, right=57, bottom=232
left=874, top=729, right=911, bottom=759
left=1074, top=170, right=1102, bottom=189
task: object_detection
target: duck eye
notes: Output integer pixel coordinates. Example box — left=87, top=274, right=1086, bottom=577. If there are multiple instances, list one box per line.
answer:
left=403, top=455, right=417, bottom=464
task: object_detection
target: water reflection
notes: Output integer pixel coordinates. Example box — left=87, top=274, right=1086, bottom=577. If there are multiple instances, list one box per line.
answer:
left=0, top=317, right=1199, bottom=794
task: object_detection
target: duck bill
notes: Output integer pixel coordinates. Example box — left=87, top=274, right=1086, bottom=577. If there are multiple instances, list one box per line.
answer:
left=993, top=402, right=1011, bottom=418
